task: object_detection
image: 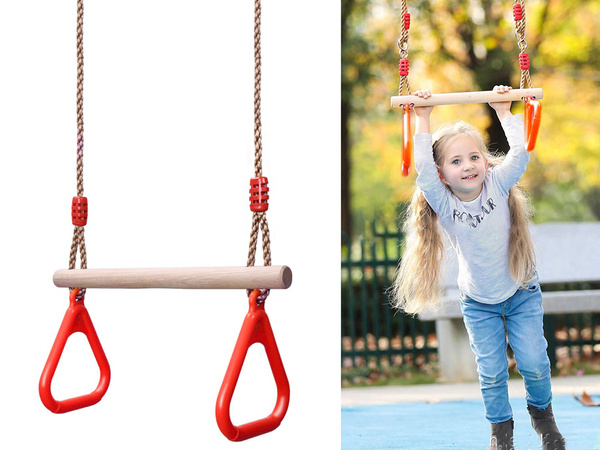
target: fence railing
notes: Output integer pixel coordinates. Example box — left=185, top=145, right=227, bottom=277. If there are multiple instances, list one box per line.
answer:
left=342, top=221, right=600, bottom=374
left=341, top=222, right=437, bottom=370
left=542, top=281, right=600, bottom=371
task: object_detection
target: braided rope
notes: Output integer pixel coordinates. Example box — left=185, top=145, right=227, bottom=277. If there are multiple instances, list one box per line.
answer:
left=397, top=0, right=411, bottom=96
left=76, top=0, right=84, bottom=197
left=246, top=212, right=272, bottom=267
left=252, top=0, right=263, bottom=178
left=246, top=0, right=271, bottom=304
left=247, top=0, right=271, bottom=304
left=69, top=0, right=87, bottom=299
left=514, top=0, right=533, bottom=89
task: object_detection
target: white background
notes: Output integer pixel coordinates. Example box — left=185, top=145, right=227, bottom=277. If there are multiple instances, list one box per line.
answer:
left=0, top=1, right=340, bottom=448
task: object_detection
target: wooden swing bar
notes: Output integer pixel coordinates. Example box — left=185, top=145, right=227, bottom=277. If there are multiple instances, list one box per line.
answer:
left=390, top=88, right=543, bottom=108
left=53, top=265, right=293, bottom=290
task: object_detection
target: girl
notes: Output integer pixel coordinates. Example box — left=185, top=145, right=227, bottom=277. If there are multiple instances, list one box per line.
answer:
left=391, top=86, right=566, bottom=450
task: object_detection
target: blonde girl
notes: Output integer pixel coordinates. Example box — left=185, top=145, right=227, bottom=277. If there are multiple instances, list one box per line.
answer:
left=391, top=86, right=565, bottom=450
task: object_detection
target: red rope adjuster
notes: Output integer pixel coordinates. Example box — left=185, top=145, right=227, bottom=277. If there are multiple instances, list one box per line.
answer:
left=398, top=59, right=410, bottom=76
left=216, top=290, right=290, bottom=442
left=249, top=177, right=269, bottom=212
left=513, top=4, right=523, bottom=21
left=39, top=289, right=111, bottom=413
left=403, top=12, right=410, bottom=30
left=519, top=52, right=530, bottom=70
left=401, top=104, right=412, bottom=176
left=72, top=197, right=88, bottom=226
left=524, top=97, right=542, bottom=151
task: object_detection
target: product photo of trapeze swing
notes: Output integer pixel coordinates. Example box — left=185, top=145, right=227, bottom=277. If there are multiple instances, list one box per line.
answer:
left=38, top=0, right=292, bottom=442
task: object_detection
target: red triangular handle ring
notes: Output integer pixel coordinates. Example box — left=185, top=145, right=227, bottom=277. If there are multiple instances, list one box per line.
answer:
left=524, top=97, right=542, bottom=151
left=215, top=290, right=290, bottom=441
left=39, top=289, right=111, bottom=413
left=401, top=104, right=412, bottom=176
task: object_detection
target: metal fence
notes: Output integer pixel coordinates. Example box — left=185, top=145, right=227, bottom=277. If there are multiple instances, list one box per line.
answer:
left=542, top=284, right=600, bottom=370
left=341, top=222, right=437, bottom=370
left=342, top=221, right=600, bottom=373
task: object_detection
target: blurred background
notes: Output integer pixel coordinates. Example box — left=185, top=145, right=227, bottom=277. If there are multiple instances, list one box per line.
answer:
left=341, top=0, right=600, bottom=386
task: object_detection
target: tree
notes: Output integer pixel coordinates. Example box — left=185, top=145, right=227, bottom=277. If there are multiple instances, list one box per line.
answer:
left=342, top=0, right=375, bottom=236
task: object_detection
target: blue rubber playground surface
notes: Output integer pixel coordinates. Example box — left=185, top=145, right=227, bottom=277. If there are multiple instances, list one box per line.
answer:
left=342, top=393, right=600, bottom=449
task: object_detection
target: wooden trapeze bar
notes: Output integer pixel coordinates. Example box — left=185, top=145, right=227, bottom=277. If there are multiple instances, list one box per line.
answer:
left=390, top=88, right=543, bottom=108
left=53, top=266, right=292, bottom=290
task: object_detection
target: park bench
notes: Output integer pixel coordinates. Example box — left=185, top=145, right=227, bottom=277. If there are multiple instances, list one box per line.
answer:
left=420, top=222, right=600, bottom=382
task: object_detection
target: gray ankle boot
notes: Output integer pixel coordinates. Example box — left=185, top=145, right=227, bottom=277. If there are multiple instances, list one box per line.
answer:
left=527, top=403, right=566, bottom=450
left=487, top=418, right=514, bottom=450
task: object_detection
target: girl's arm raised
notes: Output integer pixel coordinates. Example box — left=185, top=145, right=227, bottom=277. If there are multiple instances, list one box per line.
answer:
left=492, top=115, right=529, bottom=192
left=487, top=85, right=530, bottom=193
left=412, top=90, right=451, bottom=217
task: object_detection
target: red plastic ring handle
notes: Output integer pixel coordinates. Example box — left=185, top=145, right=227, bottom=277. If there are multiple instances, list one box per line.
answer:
left=402, top=104, right=412, bottom=176
left=524, top=97, right=542, bottom=151
left=39, top=289, right=111, bottom=413
left=215, top=290, right=290, bottom=441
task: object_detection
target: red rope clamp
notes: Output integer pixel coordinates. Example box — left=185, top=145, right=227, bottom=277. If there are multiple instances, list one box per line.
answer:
left=513, top=3, right=523, bottom=21
left=403, top=12, right=410, bottom=30
left=401, top=104, right=412, bottom=176
left=398, top=59, right=409, bottom=77
left=519, top=52, right=530, bottom=70
left=249, top=177, right=269, bottom=212
left=72, top=197, right=88, bottom=226
left=216, top=290, right=290, bottom=441
left=39, top=289, right=111, bottom=413
left=524, top=97, right=542, bottom=151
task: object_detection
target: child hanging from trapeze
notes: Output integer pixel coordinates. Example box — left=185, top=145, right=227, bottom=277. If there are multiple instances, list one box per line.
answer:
left=390, top=85, right=566, bottom=450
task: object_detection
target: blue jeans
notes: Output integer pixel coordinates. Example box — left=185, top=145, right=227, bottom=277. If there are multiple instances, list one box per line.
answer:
left=460, top=279, right=552, bottom=423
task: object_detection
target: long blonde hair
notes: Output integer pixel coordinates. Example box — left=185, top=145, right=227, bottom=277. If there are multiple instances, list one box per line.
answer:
left=390, top=121, right=535, bottom=315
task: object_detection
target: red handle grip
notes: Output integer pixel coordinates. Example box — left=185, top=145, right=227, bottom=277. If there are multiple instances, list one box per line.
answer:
left=216, top=290, right=290, bottom=441
left=402, top=104, right=412, bottom=176
left=39, top=289, right=111, bottom=413
left=524, top=97, right=542, bottom=151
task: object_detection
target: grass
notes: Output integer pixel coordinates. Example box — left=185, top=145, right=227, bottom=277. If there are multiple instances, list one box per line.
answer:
left=342, top=363, right=439, bottom=388
left=342, top=357, right=600, bottom=388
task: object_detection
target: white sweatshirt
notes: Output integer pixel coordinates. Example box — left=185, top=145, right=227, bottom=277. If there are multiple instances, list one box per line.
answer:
left=414, top=114, right=529, bottom=304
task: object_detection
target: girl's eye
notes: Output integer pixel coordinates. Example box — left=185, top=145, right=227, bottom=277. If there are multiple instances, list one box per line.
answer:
left=452, top=159, right=460, bottom=165
left=471, top=155, right=479, bottom=161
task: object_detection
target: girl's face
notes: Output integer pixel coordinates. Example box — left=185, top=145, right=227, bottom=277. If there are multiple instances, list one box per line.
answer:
left=438, top=135, right=488, bottom=202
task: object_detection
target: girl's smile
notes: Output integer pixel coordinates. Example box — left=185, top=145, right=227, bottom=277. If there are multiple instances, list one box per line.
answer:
left=438, top=135, right=488, bottom=201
